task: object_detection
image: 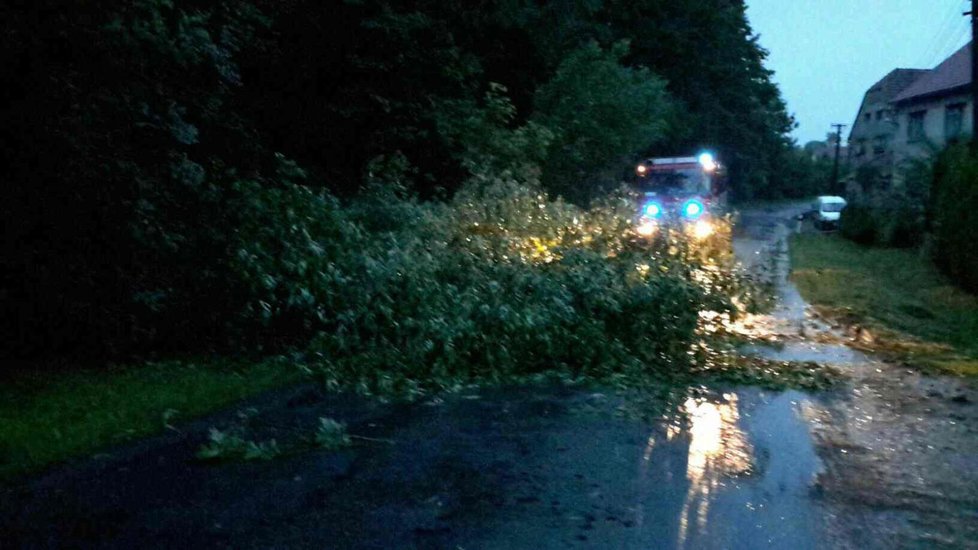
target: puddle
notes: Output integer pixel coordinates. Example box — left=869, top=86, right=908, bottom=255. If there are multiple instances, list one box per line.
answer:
left=434, top=387, right=828, bottom=550
left=742, top=341, right=868, bottom=365
left=645, top=389, right=826, bottom=550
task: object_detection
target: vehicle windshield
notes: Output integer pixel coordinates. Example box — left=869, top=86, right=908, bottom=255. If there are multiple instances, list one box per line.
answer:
left=635, top=168, right=710, bottom=196
left=821, top=202, right=844, bottom=213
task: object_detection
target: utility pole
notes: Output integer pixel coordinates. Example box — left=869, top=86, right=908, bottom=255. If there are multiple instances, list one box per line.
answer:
left=830, top=123, right=847, bottom=194
left=969, top=1, right=978, bottom=143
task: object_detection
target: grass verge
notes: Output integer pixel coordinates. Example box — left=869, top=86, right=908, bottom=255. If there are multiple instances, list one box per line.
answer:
left=0, top=359, right=303, bottom=481
left=789, top=233, right=978, bottom=376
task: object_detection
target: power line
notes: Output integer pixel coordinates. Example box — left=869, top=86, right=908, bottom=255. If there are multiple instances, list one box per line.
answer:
left=923, top=1, right=967, bottom=63
left=929, top=17, right=971, bottom=67
left=919, top=4, right=959, bottom=64
left=920, top=1, right=969, bottom=66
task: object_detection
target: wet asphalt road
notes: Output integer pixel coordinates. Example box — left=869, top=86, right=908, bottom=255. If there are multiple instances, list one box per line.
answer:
left=2, top=385, right=827, bottom=550
left=3, top=203, right=977, bottom=549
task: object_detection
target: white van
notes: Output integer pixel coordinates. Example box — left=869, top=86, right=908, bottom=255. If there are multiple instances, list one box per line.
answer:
left=813, top=196, right=847, bottom=230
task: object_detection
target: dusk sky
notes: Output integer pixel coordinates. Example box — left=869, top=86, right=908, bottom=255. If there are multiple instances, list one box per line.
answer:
left=747, top=0, right=972, bottom=144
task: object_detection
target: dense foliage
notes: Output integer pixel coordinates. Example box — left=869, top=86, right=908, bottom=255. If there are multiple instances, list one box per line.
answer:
left=775, top=148, right=836, bottom=200
left=533, top=42, right=673, bottom=202
left=3, top=0, right=270, bottom=355
left=241, top=178, right=733, bottom=395
left=840, top=161, right=930, bottom=248
left=931, top=145, right=978, bottom=293
left=839, top=144, right=978, bottom=295
left=2, top=0, right=793, bottom=362
left=839, top=204, right=879, bottom=245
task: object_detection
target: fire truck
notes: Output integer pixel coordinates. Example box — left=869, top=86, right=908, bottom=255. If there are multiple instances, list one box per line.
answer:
left=632, top=152, right=727, bottom=239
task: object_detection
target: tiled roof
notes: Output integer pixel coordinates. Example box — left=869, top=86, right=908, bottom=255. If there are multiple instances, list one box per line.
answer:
left=850, top=69, right=928, bottom=139
left=866, top=69, right=929, bottom=105
left=893, top=42, right=972, bottom=103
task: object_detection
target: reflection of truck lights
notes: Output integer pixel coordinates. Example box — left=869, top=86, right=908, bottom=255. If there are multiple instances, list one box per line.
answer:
left=636, top=221, right=657, bottom=237
left=691, top=220, right=714, bottom=240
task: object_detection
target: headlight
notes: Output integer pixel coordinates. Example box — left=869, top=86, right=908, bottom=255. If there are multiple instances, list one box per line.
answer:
left=691, top=219, right=714, bottom=240
left=636, top=221, right=657, bottom=237
left=636, top=164, right=648, bottom=175
left=682, top=199, right=704, bottom=219
left=642, top=201, right=663, bottom=218
left=698, top=152, right=717, bottom=172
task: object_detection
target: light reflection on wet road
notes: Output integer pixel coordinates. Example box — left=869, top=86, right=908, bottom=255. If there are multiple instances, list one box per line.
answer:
left=455, top=386, right=827, bottom=550
left=675, top=395, right=750, bottom=547
left=667, top=391, right=823, bottom=550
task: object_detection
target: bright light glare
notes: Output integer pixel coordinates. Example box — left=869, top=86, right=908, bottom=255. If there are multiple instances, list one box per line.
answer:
left=692, top=219, right=714, bottom=240
left=643, top=202, right=662, bottom=218
left=683, top=200, right=704, bottom=219
left=698, top=152, right=717, bottom=172
left=636, top=221, right=657, bottom=237
left=636, top=164, right=648, bottom=174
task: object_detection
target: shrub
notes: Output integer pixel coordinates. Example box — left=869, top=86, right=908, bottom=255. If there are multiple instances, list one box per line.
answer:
left=226, top=179, right=357, bottom=350
left=840, top=203, right=878, bottom=245
left=878, top=200, right=922, bottom=248
left=840, top=156, right=933, bottom=249
left=931, top=145, right=978, bottom=293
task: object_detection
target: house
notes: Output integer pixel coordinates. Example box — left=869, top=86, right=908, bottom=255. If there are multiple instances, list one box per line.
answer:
left=848, top=43, right=974, bottom=183
left=848, top=68, right=928, bottom=175
left=891, top=42, right=974, bottom=161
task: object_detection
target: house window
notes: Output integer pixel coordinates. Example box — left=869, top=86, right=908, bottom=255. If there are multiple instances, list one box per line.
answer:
left=873, top=136, right=886, bottom=156
left=876, top=111, right=884, bottom=121
left=864, top=112, right=872, bottom=123
left=908, top=111, right=926, bottom=142
left=945, top=103, right=966, bottom=140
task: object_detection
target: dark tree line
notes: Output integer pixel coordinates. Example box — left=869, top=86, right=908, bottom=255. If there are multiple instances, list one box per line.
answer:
left=1, top=0, right=798, bottom=358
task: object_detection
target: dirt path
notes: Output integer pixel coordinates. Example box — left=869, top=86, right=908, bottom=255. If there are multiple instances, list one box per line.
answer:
left=3, top=206, right=976, bottom=549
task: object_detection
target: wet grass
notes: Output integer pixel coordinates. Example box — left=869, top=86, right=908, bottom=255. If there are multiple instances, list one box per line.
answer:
left=789, top=233, right=978, bottom=375
left=0, top=359, right=304, bottom=481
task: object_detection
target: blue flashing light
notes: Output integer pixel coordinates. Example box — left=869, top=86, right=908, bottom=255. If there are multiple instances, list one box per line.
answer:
left=683, top=199, right=704, bottom=219
left=643, top=201, right=663, bottom=218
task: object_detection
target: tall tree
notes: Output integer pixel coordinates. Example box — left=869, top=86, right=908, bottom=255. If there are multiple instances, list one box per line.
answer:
left=533, top=41, right=673, bottom=202
left=597, top=0, right=795, bottom=199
